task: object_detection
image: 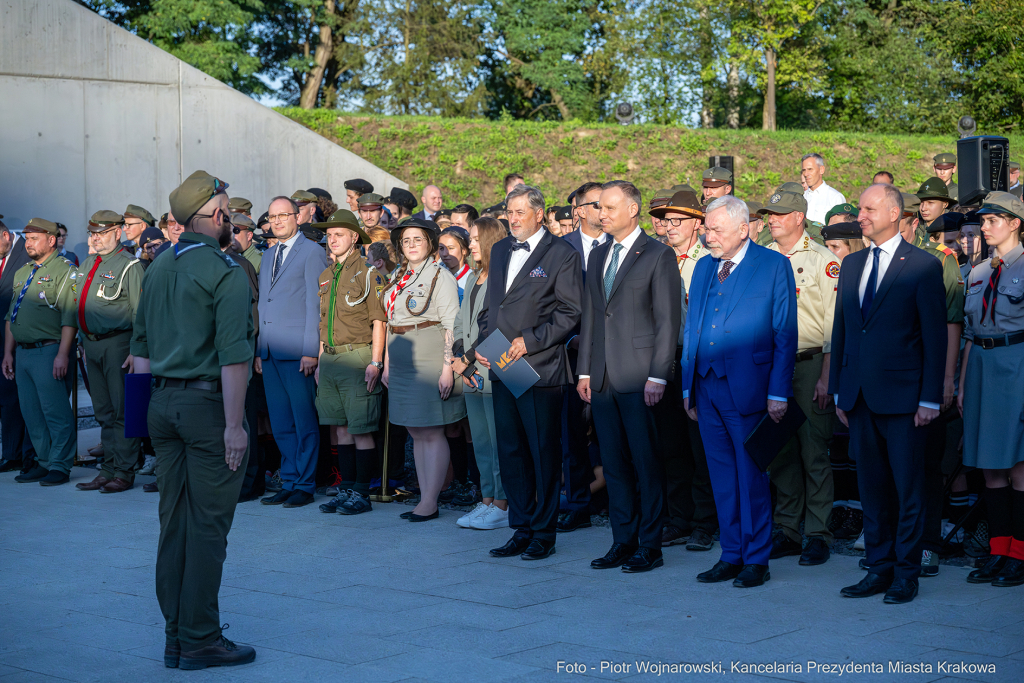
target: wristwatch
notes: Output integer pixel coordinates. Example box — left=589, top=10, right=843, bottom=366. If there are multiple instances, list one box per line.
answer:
left=369, top=360, right=383, bottom=370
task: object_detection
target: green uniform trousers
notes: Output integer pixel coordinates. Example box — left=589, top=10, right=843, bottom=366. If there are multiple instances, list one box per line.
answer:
left=83, top=331, right=140, bottom=482
left=770, top=352, right=836, bottom=543
left=15, top=344, right=75, bottom=475
left=150, top=386, right=247, bottom=649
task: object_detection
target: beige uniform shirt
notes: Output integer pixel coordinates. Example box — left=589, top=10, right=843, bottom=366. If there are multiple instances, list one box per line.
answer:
left=676, top=239, right=709, bottom=293
left=769, top=231, right=839, bottom=352
left=964, top=244, right=1024, bottom=339
left=386, top=259, right=461, bottom=329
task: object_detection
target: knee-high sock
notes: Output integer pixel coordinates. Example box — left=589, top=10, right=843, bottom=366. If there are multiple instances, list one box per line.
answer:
left=1010, top=489, right=1024, bottom=561
left=986, top=486, right=1013, bottom=557
left=354, top=448, right=377, bottom=494
left=337, top=444, right=356, bottom=486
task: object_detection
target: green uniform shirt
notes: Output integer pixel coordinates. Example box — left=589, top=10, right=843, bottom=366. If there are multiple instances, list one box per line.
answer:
left=78, top=246, right=143, bottom=336
left=923, top=242, right=965, bottom=325
left=805, top=220, right=826, bottom=246
left=946, top=182, right=959, bottom=202
left=754, top=227, right=774, bottom=247
left=5, top=250, right=78, bottom=344
left=242, top=244, right=262, bottom=273
left=318, top=251, right=386, bottom=348
left=130, top=233, right=254, bottom=381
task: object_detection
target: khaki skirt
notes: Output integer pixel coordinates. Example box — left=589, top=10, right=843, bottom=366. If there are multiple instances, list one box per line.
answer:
left=386, top=325, right=466, bottom=427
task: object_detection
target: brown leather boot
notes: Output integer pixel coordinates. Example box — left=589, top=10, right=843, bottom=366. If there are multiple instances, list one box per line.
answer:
left=179, top=635, right=256, bottom=670
left=75, top=475, right=110, bottom=491
left=99, top=478, right=133, bottom=493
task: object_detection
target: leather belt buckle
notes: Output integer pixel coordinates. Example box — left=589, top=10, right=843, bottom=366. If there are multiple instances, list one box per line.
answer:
left=324, top=345, right=336, bottom=355
left=980, top=337, right=996, bottom=350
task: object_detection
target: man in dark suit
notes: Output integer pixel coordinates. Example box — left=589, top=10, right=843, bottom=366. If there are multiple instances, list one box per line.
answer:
left=830, top=183, right=946, bottom=604
left=577, top=181, right=680, bottom=572
left=476, top=185, right=583, bottom=560
left=411, top=185, right=443, bottom=222
left=681, top=195, right=798, bottom=588
left=0, top=220, right=35, bottom=473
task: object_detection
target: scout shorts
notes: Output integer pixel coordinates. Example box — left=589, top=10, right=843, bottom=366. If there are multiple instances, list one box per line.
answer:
left=315, top=345, right=382, bottom=433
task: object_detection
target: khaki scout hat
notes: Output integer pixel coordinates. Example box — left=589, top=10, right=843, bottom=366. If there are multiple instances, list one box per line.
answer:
left=23, top=217, right=59, bottom=235
left=825, top=203, right=858, bottom=224
left=357, top=193, right=385, bottom=209
left=88, top=210, right=124, bottom=232
left=933, top=153, right=957, bottom=169
left=821, top=221, right=863, bottom=241
left=702, top=167, right=733, bottom=188
left=124, top=204, right=156, bottom=226
left=169, top=170, right=229, bottom=226
left=760, top=188, right=808, bottom=215
left=229, top=197, right=253, bottom=213
left=230, top=214, right=256, bottom=231
left=313, top=209, right=371, bottom=244
left=291, top=190, right=317, bottom=204
left=900, top=192, right=921, bottom=217
left=916, top=177, right=953, bottom=204
left=977, top=191, right=1024, bottom=222
left=650, top=189, right=704, bottom=219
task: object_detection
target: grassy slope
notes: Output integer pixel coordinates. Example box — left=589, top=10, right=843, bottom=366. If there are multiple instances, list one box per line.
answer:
left=281, top=108, right=1022, bottom=210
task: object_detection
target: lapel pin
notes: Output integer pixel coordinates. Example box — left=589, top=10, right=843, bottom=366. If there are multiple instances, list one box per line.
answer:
left=900, top=257, right=905, bottom=260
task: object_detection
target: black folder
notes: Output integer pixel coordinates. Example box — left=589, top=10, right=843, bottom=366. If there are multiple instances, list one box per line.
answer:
left=743, top=399, right=807, bottom=472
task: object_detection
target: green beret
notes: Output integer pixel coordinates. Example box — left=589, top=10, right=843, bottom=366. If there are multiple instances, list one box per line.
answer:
left=933, top=153, right=957, bottom=168
left=916, top=177, right=953, bottom=204
left=312, top=209, right=371, bottom=244
left=357, top=193, right=385, bottom=208
left=24, top=217, right=59, bottom=235
left=760, top=189, right=808, bottom=216
left=825, top=203, right=858, bottom=224
left=900, top=192, right=921, bottom=216
left=291, top=190, right=317, bottom=204
left=702, top=166, right=733, bottom=187
left=88, top=210, right=124, bottom=232
left=229, top=197, right=253, bottom=213
left=169, top=170, right=229, bottom=227
left=977, top=191, right=1024, bottom=222
left=230, top=214, right=256, bottom=231
left=124, top=204, right=156, bottom=226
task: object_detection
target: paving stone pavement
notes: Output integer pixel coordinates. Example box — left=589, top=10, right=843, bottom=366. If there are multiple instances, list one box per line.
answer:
left=2, top=467, right=1023, bottom=683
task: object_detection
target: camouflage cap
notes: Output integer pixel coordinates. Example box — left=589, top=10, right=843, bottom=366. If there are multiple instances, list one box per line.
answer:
left=825, top=203, right=858, bottom=224
left=821, top=221, right=863, bottom=242
left=901, top=192, right=921, bottom=217
left=760, top=188, right=808, bottom=216
left=702, top=166, right=733, bottom=188
left=23, top=217, right=59, bottom=235
left=230, top=213, right=256, bottom=232
left=650, top=189, right=704, bottom=219
left=88, top=210, right=125, bottom=232
left=925, top=211, right=965, bottom=234
left=977, top=191, right=1024, bottom=222
left=555, top=206, right=573, bottom=222
left=291, top=190, right=317, bottom=204
left=916, top=177, right=953, bottom=204
left=933, top=153, right=957, bottom=169
left=228, top=197, right=253, bottom=213
left=124, top=204, right=156, bottom=226
left=168, top=170, right=229, bottom=227
left=357, top=192, right=385, bottom=209
left=344, top=179, right=374, bottom=195
left=313, top=209, right=371, bottom=244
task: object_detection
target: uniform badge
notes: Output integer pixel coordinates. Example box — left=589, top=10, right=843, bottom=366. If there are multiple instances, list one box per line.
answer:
left=769, top=193, right=782, bottom=204
left=38, top=291, right=46, bottom=299
left=1014, top=278, right=1020, bottom=284
left=38, top=275, right=53, bottom=283
left=375, top=285, right=385, bottom=298
left=100, top=271, right=116, bottom=280
left=825, top=261, right=840, bottom=278
left=795, top=287, right=800, bottom=298
left=797, top=267, right=803, bottom=273
left=408, top=298, right=417, bottom=309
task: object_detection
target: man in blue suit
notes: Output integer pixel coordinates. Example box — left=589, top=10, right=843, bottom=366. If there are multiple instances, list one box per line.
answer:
left=682, top=195, right=798, bottom=588
left=257, top=196, right=329, bottom=508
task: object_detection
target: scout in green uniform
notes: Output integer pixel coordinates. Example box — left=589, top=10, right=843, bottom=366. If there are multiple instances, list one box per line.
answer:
left=74, top=211, right=144, bottom=493
left=230, top=213, right=262, bottom=273
left=312, top=210, right=386, bottom=515
left=358, top=193, right=386, bottom=230
left=701, top=166, right=733, bottom=205
left=933, top=153, right=959, bottom=202
left=761, top=189, right=839, bottom=565
left=916, top=177, right=955, bottom=244
left=824, top=202, right=858, bottom=226
left=130, top=170, right=256, bottom=671
left=2, top=218, right=79, bottom=486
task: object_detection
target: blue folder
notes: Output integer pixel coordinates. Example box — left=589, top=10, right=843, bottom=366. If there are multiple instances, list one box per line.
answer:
left=124, top=373, right=153, bottom=438
left=475, top=330, right=540, bottom=399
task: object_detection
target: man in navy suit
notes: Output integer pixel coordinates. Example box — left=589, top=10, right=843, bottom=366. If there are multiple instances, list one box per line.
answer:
left=0, top=221, right=35, bottom=473
left=830, top=184, right=946, bottom=604
left=256, top=196, right=329, bottom=509
left=682, top=195, right=798, bottom=588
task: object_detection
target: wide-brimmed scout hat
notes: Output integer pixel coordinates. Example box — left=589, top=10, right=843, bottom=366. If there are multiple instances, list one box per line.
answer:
left=312, top=209, right=371, bottom=244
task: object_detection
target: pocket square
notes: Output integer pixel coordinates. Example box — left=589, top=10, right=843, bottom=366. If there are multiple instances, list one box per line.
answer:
left=529, top=267, right=547, bottom=278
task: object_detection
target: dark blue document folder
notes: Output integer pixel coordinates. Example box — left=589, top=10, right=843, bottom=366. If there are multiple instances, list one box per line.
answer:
left=124, top=373, right=153, bottom=438
left=476, top=330, right=540, bottom=399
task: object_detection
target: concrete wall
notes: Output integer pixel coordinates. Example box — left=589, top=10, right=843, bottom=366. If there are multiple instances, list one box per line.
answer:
left=0, top=0, right=406, bottom=256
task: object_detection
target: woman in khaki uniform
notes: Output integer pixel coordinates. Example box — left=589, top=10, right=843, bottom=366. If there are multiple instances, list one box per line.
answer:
left=382, top=218, right=466, bottom=521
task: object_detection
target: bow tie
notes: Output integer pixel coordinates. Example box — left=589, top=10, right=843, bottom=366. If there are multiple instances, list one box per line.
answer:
left=511, top=241, right=531, bottom=253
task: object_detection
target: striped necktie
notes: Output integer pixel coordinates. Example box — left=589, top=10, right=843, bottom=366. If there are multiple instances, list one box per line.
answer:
left=10, top=264, right=40, bottom=324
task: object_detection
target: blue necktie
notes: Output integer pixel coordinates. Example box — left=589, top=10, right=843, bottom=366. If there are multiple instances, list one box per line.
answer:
left=10, top=264, right=40, bottom=324
left=861, top=247, right=881, bottom=319
left=604, top=243, right=623, bottom=299
left=272, top=244, right=285, bottom=281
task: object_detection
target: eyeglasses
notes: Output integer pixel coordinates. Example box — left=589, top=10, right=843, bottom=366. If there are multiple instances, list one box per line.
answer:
left=88, top=227, right=119, bottom=236
left=400, top=237, right=426, bottom=247
left=664, top=218, right=694, bottom=227
left=269, top=213, right=296, bottom=222
left=578, top=201, right=600, bottom=210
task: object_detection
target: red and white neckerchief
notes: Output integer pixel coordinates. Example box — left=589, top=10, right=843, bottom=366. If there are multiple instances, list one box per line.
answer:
left=385, top=268, right=415, bottom=321
left=454, top=263, right=471, bottom=285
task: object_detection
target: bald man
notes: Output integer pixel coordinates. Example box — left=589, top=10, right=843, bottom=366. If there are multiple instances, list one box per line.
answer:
left=412, top=185, right=443, bottom=222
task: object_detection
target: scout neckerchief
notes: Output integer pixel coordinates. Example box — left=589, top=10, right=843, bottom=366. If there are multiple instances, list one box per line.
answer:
left=385, top=267, right=415, bottom=321
left=983, top=256, right=1003, bottom=325
left=10, top=264, right=40, bottom=324
left=454, top=263, right=471, bottom=283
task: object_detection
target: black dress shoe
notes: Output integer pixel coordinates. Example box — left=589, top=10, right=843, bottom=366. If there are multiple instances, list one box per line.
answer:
left=179, top=635, right=256, bottom=670
left=261, top=490, right=292, bottom=505
left=400, top=510, right=416, bottom=519
left=0, top=459, right=22, bottom=473
left=408, top=510, right=439, bottom=522
left=883, top=577, right=919, bottom=604
left=282, top=491, right=314, bottom=508
left=39, top=470, right=70, bottom=486
left=556, top=509, right=592, bottom=533
left=521, top=539, right=556, bottom=560
left=697, top=560, right=743, bottom=583
left=490, top=536, right=532, bottom=558
left=143, top=482, right=159, bottom=493
left=15, top=465, right=47, bottom=483
left=591, top=543, right=638, bottom=569
left=992, top=558, right=1024, bottom=587
left=770, top=531, right=802, bottom=560
left=622, top=547, right=664, bottom=573
left=841, top=572, right=893, bottom=598
left=733, top=564, right=770, bottom=587
left=799, top=537, right=830, bottom=566
left=967, top=555, right=1008, bottom=584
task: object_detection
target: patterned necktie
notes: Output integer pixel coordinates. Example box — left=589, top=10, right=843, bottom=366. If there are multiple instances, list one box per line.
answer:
left=718, top=260, right=734, bottom=283
left=10, top=264, right=40, bottom=324
left=604, top=243, right=623, bottom=298
left=983, top=257, right=1003, bottom=324
left=861, top=247, right=881, bottom=318
left=272, top=244, right=285, bottom=281
left=78, top=255, right=103, bottom=336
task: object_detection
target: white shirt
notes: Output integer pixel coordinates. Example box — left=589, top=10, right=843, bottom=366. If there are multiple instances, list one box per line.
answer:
left=505, top=228, right=545, bottom=292
left=273, top=231, right=301, bottom=276
left=803, top=181, right=846, bottom=224
left=579, top=231, right=608, bottom=271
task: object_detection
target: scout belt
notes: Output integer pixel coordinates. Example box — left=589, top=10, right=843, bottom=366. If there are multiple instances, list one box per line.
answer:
left=323, top=341, right=371, bottom=355
left=974, top=332, right=1024, bottom=350
left=795, top=346, right=823, bottom=362
left=389, top=321, right=440, bottom=335
left=84, top=329, right=131, bottom=343
left=17, top=340, right=59, bottom=350
left=154, top=377, right=221, bottom=392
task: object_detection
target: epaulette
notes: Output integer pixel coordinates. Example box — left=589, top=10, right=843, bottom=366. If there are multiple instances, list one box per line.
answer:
left=174, top=242, right=208, bottom=259
left=937, top=245, right=955, bottom=257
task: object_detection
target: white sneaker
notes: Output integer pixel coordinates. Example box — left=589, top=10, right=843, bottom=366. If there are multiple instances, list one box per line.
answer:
left=471, top=505, right=510, bottom=530
left=457, top=502, right=489, bottom=529
left=138, top=454, right=157, bottom=475
left=853, top=530, right=866, bottom=551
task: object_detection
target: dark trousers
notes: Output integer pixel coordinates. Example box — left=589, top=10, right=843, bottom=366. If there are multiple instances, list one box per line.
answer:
left=922, top=408, right=958, bottom=553
left=592, top=381, right=665, bottom=549
left=83, top=332, right=140, bottom=482
left=847, top=396, right=927, bottom=580
left=493, top=381, right=564, bottom=543
left=262, top=354, right=320, bottom=495
left=239, top=371, right=267, bottom=499
left=0, top=368, right=33, bottom=465
left=149, top=386, right=247, bottom=649
left=561, top=348, right=593, bottom=511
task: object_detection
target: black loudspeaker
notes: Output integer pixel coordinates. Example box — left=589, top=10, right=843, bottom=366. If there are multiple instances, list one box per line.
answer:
left=708, top=156, right=735, bottom=195
left=957, top=136, right=1010, bottom=206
